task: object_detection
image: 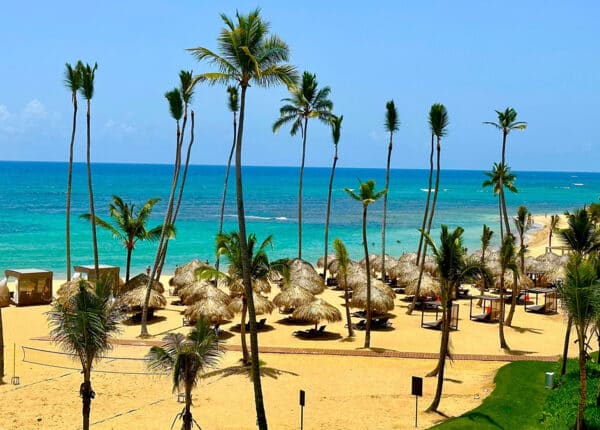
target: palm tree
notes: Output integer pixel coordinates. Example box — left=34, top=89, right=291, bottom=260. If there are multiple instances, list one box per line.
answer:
left=345, top=179, right=386, bottom=348
left=216, top=85, right=239, bottom=273
left=189, top=10, right=297, bottom=428
left=81, top=196, right=166, bottom=283
left=79, top=62, right=99, bottom=277
left=272, top=71, right=333, bottom=259
left=558, top=255, right=600, bottom=430
left=147, top=318, right=222, bottom=430
left=479, top=224, right=494, bottom=296
left=482, top=162, right=518, bottom=240
left=410, top=104, right=448, bottom=315
left=64, top=61, right=82, bottom=282
left=333, top=238, right=353, bottom=338
left=381, top=100, right=399, bottom=280
left=322, top=114, right=343, bottom=279
left=497, top=235, right=518, bottom=349
left=47, top=280, right=122, bottom=430
left=505, top=205, right=532, bottom=326
left=548, top=214, right=560, bottom=249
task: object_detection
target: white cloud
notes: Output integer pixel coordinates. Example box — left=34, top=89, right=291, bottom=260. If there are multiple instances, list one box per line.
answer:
left=23, top=99, right=47, bottom=117
left=104, top=119, right=136, bottom=135
left=0, top=105, right=9, bottom=121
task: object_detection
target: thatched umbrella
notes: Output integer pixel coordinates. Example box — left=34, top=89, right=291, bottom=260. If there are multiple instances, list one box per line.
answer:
left=117, top=273, right=164, bottom=296
left=350, top=283, right=395, bottom=314
left=398, top=252, right=418, bottom=264
left=228, top=291, right=274, bottom=315
left=405, top=273, right=439, bottom=297
left=184, top=297, right=234, bottom=325
left=286, top=258, right=325, bottom=294
left=169, top=259, right=210, bottom=293
left=292, top=298, right=342, bottom=330
left=117, top=286, right=166, bottom=315
left=273, top=286, right=314, bottom=311
left=388, top=259, right=419, bottom=286
left=57, top=279, right=95, bottom=299
left=370, top=254, right=396, bottom=274
left=180, top=281, right=231, bottom=306
left=316, top=254, right=337, bottom=269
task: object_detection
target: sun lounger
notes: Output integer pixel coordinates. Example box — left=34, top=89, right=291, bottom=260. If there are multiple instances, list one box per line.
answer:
left=244, top=318, right=267, bottom=330
left=293, top=325, right=327, bottom=338
left=525, top=304, right=546, bottom=313
left=470, top=312, right=491, bottom=322
left=421, top=318, right=443, bottom=330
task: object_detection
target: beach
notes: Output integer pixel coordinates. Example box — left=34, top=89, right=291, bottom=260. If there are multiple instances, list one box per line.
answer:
left=0, top=215, right=575, bottom=429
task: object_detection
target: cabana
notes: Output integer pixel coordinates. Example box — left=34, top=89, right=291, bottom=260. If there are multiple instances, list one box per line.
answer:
left=469, top=295, right=503, bottom=323
left=524, top=287, right=558, bottom=314
left=4, top=269, right=53, bottom=306
left=421, top=302, right=459, bottom=330
left=74, top=265, right=120, bottom=289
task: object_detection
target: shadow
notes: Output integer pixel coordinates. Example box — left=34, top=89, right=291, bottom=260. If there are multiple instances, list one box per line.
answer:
left=461, top=412, right=504, bottom=429
left=507, top=349, right=538, bottom=356
left=217, top=330, right=235, bottom=341
left=293, top=331, right=343, bottom=341
left=229, top=324, right=275, bottom=334
left=427, top=410, right=451, bottom=419
left=510, top=325, right=544, bottom=335
left=205, top=363, right=299, bottom=382
left=341, top=335, right=357, bottom=343
left=170, top=300, right=185, bottom=306
left=122, top=315, right=167, bottom=326
left=276, top=317, right=314, bottom=326
left=367, top=347, right=400, bottom=354
left=444, top=377, right=463, bottom=384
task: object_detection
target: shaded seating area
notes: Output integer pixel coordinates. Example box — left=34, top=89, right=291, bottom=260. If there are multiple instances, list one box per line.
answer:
left=5, top=269, right=53, bottom=306
left=524, top=288, right=558, bottom=314
left=469, top=295, right=503, bottom=323
left=293, top=325, right=327, bottom=338
left=350, top=317, right=392, bottom=331
left=404, top=295, right=439, bottom=310
left=421, top=303, right=459, bottom=330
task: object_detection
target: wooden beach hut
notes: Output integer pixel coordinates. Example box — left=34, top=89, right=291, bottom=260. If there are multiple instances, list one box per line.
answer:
left=74, top=264, right=120, bottom=289
left=469, top=295, right=503, bottom=323
left=524, top=287, right=558, bottom=314
left=4, top=269, right=53, bottom=306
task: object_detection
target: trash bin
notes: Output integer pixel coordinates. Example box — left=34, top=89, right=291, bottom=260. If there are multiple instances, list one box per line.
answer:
left=545, top=372, right=554, bottom=389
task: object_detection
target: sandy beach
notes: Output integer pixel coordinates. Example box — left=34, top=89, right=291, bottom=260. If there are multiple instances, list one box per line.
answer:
left=0, top=215, right=573, bottom=430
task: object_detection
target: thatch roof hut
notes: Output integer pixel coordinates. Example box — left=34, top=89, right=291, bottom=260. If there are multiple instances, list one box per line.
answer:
left=117, top=286, right=166, bottom=311
left=180, top=281, right=231, bottom=306
left=350, top=283, right=395, bottom=313
left=116, top=273, right=164, bottom=296
left=57, top=279, right=95, bottom=299
left=291, top=298, right=342, bottom=329
left=405, top=273, right=440, bottom=297
left=228, top=291, right=274, bottom=315
left=337, top=262, right=368, bottom=291
left=272, top=285, right=314, bottom=310
left=184, top=297, right=234, bottom=325
left=169, top=259, right=210, bottom=293
left=370, top=254, right=396, bottom=274
left=316, top=254, right=337, bottom=269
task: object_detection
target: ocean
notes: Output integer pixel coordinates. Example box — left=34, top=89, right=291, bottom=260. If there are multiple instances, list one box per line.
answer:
left=0, top=161, right=598, bottom=278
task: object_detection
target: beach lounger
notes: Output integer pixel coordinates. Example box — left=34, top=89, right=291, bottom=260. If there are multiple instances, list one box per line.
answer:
left=470, top=312, right=491, bottom=322
left=244, top=318, right=267, bottom=330
left=421, top=318, right=443, bottom=330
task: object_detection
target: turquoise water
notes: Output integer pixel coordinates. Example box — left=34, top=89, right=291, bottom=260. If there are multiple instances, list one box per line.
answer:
left=0, top=161, right=598, bottom=278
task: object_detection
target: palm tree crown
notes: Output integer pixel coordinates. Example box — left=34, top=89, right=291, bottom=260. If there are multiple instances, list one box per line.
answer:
left=560, top=208, right=600, bottom=256
left=483, top=107, right=527, bottom=134
left=79, top=63, right=97, bottom=101
left=385, top=100, right=400, bottom=133
left=345, top=179, right=387, bottom=208
left=483, top=163, right=518, bottom=195
left=429, top=103, right=449, bottom=138
left=227, top=85, right=239, bottom=113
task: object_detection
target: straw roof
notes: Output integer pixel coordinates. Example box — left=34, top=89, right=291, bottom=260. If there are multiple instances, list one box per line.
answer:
left=227, top=277, right=272, bottom=295
left=359, top=254, right=380, bottom=270
left=272, top=285, right=314, bottom=309
left=57, top=279, right=95, bottom=299
left=169, top=259, right=210, bottom=292
left=228, top=291, right=274, bottom=315
left=291, top=298, right=342, bottom=324
left=370, top=254, right=397, bottom=273
left=316, top=254, right=337, bottom=269
left=184, top=297, right=234, bottom=325
left=287, top=258, right=325, bottom=294
left=337, top=262, right=367, bottom=291
left=350, top=283, right=396, bottom=313
left=117, top=286, right=166, bottom=311
left=116, top=273, right=164, bottom=296
left=404, top=273, right=440, bottom=297
left=180, top=281, right=231, bottom=306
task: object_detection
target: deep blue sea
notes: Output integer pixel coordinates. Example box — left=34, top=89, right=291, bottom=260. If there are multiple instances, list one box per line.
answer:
left=1, top=161, right=598, bottom=278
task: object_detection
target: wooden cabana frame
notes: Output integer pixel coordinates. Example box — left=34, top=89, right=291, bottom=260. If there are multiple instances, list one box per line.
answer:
left=74, top=265, right=120, bottom=289
left=5, top=269, right=53, bottom=306
left=524, top=287, right=558, bottom=314
left=421, top=302, right=459, bottom=330
left=469, top=295, right=503, bottom=323
left=526, top=272, right=547, bottom=289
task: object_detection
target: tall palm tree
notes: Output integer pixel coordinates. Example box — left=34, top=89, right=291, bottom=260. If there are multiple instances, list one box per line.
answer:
left=482, top=162, right=518, bottom=240
left=147, top=318, right=222, bottom=430
left=189, top=10, right=297, bottom=428
left=410, top=104, right=448, bottom=315
left=479, top=224, right=494, bottom=296
left=381, top=100, right=399, bottom=280
left=333, top=238, right=353, bottom=338
left=558, top=255, right=600, bottom=430
left=559, top=207, right=600, bottom=376
left=548, top=214, right=560, bottom=249
left=272, top=71, right=333, bottom=259
left=81, top=196, right=167, bottom=283
left=64, top=61, right=83, bottom=282
left=216, top=85, right=239, bottom=273
left=79, top=62, right=99, bottom=277
left=345, top=179, right=386, bottom=348
left=322, top=114, right=343, bottom=279
left=498, top=235, right=518, bottom=350
left=47, top=280, right=122, bottom=430
left=505, top=205, right=532, bottom=326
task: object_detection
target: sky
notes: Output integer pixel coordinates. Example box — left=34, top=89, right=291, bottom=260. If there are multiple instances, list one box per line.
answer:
left=0, top=1, right=598, bottom=172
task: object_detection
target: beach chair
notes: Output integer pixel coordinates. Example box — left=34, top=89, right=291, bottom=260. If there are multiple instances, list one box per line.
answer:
left=351, top=319, right=367, bottom=331
left=318, top=325, right=327, bottom=333
left=373, top=317, right=392, bottom=329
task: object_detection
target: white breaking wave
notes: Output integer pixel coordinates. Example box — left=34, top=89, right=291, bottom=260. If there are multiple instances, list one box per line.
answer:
left=420, top=188, right=436, bottom=192
left=572, top=183, right=584, bottom=186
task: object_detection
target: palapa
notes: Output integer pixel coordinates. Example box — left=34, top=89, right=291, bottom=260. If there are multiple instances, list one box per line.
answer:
left=117, top=286, right=166, bottom=311
left=273, top=285, right=314, bottom=310
left=404, top=273, right=440, bottom=297
left=184, top=297, right=234, bottom=325
left=370, top=254, right=396, bottom=273
left=57, top=279, right=95, bottom=299
left=287, top=258, right=325, bottom=294
left=337, top=262, right=368, bottom=291
left=169, top=259, right=210, bottom=293
left=292, top=298, right=341, bottom=329
left=350, top=283, right=395, bottom=313
left=117, top=273, right=164, bottom=296
left=180, top=281, right=231, bottom=306
left=316, top=254, right=337, bottom=269
left=228, top=291, right=274, bottom=315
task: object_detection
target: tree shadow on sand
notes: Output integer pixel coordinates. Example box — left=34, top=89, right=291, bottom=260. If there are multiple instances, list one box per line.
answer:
left=204, top=360, right=299, bottom=382
left=510, top=325, right=544, bottom=335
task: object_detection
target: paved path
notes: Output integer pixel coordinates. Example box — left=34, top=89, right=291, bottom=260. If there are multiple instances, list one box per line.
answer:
left=32, top=336, right=559, bottom=362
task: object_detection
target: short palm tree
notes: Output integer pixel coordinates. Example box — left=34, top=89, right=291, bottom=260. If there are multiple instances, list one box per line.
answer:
left=479, top=224, right=494, bottom=295
left=273, top=71, right=334, bottom=259
left=322, top=114, right=343, bottom=279
left=558, top=255, right=600, bottom=430
left=381, top=100, right=399, bottom=280
left=47, top=280, right=122, bottom=430
left=64, top=61, right=83, bottom=282
left=483, top=162, right=518, bottom=239
left=216, top=85, right=240, bottom=272
left=79, top=62, right=99, bottom=277
left=505, top=205, right=532, bottom=326
left=147, top=318, right=222, bottom=430
left=497, top=235, right=518, bottom=349
left=345, top=179, right=386, bottom=348
left=189, top=11, right=297, bottom=427
left=548, top=214, right=560, bottom=249
left=81, top=196, right=167, bottom=283
left=333, top=238, right=353, bottom=338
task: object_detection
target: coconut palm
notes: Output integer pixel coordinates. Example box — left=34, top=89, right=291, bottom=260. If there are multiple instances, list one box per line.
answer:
left=483, top=107, right=527, bottom=167
left=216, top=85, right=239, bottom=272
left=505, top=205, right=532, bottom=326
left=81, top=196, right=167, bottom=283
left=410, top=104, right=448, bottom=315
left=189, top=11, right=297, bottom=427
left=79, top=62, right=99, bottom=277
left=333, top=238, right=353, bottom=337
left=272, top=71, right=333, bottom=259
left=557, top=255, right=600, bottom=430
left=322, top=114, right=343, bottom=279
left=64, top=61, right=83, bottom=282
left=479, top=224, right=494, bottom=295
left=498, top=235, right=518, bottom=349
left=548, top=214, right=560, bottom=249
left=47, top=280, right=122, bottom=430
left=147, top=318, right=222, bottom=430
left=483, top=162, right=518, bottom=240
left=381, top=100, right=399, bottom=280
left=345, top=179, right=386, bottom=348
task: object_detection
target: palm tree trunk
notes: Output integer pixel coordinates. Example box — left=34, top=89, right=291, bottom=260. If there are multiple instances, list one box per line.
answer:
left=322, top=145, right=338, bottom=279
left=216, top=112, right=237, bottom=273
left=81, top=370, right=92, bottom=430
left=415, top=135, right=434, bottom=263
left=235, top=85, right=268, bottom=430
left=125, top=246, right=132, bottom=284
left=343, top=273, right=354, bottom=337
left=427, top=291, right=450, bottom=411
left=85, top=100, right=99, bottom=277
left=297, top=117, right=309, bottom=260
left=501, top=131, right=507, bottom=167
left=577, top=327, right=587, bottom=430
left=498, top=196, right=504, bottom=240
left=505, top=271, right=518, bottom=326
left=183, top=386, right=193, bottom=430
left=561, top=316, right=573, bottom=376
left=500, top=187, right=512, bottom=237
left=66, top=93, right=77, bottom=281
left=381, top=133, right=393, bottom=280
left=362, top=205, right=372, bottom=348
left=0, top=308, right=4, bottom=384
left=240, top=299, right=249, bottom=364
left=499, top=272, right=509, bottom=349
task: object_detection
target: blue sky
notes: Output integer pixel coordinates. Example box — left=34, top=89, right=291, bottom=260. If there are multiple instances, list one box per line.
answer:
left=0, top=1, right=598, bottom=171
